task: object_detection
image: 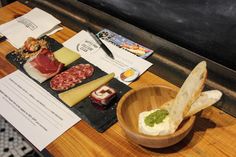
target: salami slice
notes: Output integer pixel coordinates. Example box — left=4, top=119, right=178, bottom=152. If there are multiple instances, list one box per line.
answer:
left=50, top=64, right=94, bottom=91
left=83, top=64, right=94, bottom=77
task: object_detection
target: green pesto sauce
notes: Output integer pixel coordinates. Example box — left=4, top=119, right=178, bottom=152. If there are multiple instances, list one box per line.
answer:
left=144, top=109, right=169, bottom=127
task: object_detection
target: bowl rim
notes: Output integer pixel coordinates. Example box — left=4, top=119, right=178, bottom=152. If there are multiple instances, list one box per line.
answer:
left=117, top=84, right=196, bottom=140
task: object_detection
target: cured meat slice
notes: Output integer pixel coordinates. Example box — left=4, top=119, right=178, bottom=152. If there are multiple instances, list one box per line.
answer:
left=83, top=64, right=94, bottom=77
left=23, top=48, right=64, bottom=83
left=50, top=64, right=94, bottom=91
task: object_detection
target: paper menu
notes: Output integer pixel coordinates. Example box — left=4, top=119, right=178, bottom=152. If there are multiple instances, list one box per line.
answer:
left=0, top=70, right=80, bottom=151
left=0, top=8, right=61, bottom=48
left=63, top=30, right=153, bottom=85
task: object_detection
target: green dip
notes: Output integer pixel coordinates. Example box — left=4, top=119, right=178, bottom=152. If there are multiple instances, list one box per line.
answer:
left=144, top=109, right=169, bottom=127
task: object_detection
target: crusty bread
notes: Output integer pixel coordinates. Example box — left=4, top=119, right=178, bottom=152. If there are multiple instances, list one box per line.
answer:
left=185, top=90, right=222, bottom=117
left=168, top=61, right=207, bottom=131
left=160, top=90, right=222, bottom=118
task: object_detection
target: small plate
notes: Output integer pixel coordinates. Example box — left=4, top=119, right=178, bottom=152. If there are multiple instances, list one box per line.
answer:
left=120, top=68, right=139, bottom=82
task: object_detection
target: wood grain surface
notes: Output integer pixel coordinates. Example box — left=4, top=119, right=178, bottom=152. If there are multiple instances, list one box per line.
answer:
left=0, top=2, right=236, bottom=157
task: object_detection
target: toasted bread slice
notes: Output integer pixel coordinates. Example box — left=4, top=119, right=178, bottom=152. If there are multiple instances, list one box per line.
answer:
left=161, top=90, right=222, bottom=118
left=168, top=61, right=207, bottom=130
left=185, top=90, right=222, bottom=117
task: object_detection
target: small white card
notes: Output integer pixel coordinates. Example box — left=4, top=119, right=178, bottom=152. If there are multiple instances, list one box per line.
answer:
left=0, top=8, right=61, bottom=48
left=0, top=70, right=80, bottom=151
left=63, top=30, right=153, bottom=85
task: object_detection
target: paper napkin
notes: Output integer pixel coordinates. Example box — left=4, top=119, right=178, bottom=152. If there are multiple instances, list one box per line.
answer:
left=0, top=8, right=61, bottom=48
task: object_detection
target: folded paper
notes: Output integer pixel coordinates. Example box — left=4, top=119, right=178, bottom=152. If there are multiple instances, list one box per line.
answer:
left=0, top=8, right=61, bottom=48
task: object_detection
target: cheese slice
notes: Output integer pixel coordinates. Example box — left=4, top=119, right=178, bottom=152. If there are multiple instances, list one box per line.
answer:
left=54, top=47, right=80, bottom=66
left=59, top=73, right=115, bottom=107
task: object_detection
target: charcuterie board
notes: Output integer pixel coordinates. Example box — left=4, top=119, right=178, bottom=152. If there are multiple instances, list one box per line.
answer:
left=6, top=36, right=130, bottom=132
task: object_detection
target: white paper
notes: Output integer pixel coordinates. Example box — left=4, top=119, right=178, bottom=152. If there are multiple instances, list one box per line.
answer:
left=0, top=70, right=80, bottom=151
left=63, top=30, right=153, bottom=85
left=0, top=8, right=61, bottom=48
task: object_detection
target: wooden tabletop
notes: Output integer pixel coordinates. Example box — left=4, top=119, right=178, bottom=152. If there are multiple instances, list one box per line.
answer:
left=0, top=2, right=236, bottom=157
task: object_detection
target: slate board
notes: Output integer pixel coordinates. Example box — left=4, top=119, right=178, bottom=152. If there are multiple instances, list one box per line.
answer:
left=6, top=36, right=131, bottom=132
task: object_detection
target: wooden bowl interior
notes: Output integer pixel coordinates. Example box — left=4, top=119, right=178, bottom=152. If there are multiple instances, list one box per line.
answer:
left=120, top=86, right=177, bottom=134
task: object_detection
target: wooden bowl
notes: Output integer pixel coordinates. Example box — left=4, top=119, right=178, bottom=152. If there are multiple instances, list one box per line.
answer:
left=117, top=85, right=196, bottom=148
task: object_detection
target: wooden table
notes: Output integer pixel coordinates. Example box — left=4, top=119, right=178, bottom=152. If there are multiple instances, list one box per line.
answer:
left=0, top=2, right=236, bottom=157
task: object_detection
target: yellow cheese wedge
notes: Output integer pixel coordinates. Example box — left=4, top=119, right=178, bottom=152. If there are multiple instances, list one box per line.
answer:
left=59, top=73, right=115, bottom=107
left=54, top=47, right=80, bottom=66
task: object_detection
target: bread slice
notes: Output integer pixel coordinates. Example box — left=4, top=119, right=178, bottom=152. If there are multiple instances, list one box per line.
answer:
left=161, top=90, right=222, bottom=118
left=185, top=90, right=222, bottom=117
left=168, top=61, right=207, bottom=131
left=160, top=99, right=174, bottom=111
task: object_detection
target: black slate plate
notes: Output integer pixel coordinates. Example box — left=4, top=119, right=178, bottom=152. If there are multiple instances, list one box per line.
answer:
left=6, top=36, right=130, bottom=132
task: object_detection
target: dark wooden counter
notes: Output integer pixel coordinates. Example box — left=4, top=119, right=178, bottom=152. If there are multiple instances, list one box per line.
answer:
left=0, top=2, right=236, bottom=157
